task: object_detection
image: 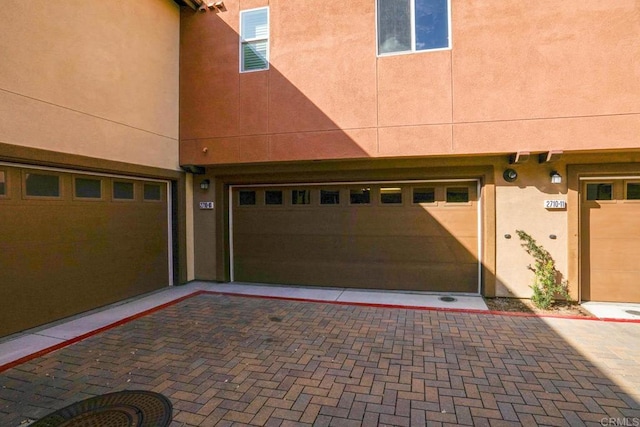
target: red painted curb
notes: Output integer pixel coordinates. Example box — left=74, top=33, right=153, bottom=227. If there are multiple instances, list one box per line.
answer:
left=2, top=290, right=638, bottom=373
left=200, top=291, right=640, bottom=323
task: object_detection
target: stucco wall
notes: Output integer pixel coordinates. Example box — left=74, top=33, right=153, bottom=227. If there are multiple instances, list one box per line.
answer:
left=180, top=0, right=640, bottom=165
left=494, top=161, right=569, bottom=298
left=0, top=0, right=180, bottom=170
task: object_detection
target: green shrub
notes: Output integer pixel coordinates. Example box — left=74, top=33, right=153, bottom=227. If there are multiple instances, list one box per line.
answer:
left=515, top=230, right=570, bottom=309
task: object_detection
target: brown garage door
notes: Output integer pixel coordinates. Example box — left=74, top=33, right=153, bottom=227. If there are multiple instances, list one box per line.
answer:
left=581, top=179, right=640, bottom=303
left=0, top=164, right=170, bottom=337
left=232, top=181, right=480, bottom=292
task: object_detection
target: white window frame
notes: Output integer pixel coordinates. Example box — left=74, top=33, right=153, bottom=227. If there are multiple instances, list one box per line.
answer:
left=239, top=7, right=270, bottom=73
left=376, top=0, right=452, bottom=57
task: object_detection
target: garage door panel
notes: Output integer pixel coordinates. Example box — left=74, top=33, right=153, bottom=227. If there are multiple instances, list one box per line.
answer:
left=588, top=206, right=640, bottom=238
left=589, top=239, right=640, bottom=271
left=235, top=233, right=478, bottom=265
left=233, top=182, right=480, bottom=292
left=235, top=259, right=478, bottom=292
left=588, top=271, right=640, bottom=302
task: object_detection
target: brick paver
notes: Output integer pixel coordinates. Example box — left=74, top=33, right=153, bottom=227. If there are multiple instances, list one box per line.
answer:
left=1, top=293, right=639, bottom=426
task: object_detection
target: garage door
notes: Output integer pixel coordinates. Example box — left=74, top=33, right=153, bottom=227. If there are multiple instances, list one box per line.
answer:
left=0, top=164, right=171, bottom=337
left=581, top=178, right=640, bottom=302
left=231, top=181, right=480, bottom=292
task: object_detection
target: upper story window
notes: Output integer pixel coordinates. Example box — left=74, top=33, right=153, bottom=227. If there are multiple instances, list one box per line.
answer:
left=377, top=0, right=450, bottom=55
left=240, top=7, right=269, bottom=72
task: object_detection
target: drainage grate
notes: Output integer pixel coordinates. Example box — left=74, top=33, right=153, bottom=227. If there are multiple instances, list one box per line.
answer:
left=439, top=296, right=457, bottom=303
left=625, top=310, right=640, bottom=316
left=269, top=316, right=282, bottom=322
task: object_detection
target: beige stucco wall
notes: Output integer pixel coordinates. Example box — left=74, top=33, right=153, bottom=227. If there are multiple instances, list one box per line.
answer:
left=495, top=160, right=569, bottom=298
left=0, top=0, right=180, bottom=170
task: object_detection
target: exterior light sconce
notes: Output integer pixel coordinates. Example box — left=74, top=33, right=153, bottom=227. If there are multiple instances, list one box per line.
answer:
left=550, top=171, right=562, bottom=184
left=200, top=179, right=210, bottom=190
left=503, top=168, right=518, bottom=183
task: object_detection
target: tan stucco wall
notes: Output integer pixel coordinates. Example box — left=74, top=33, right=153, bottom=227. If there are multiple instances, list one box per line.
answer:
left=0, top=0, right=180, bottom=170
left=494, top=161, right=569, bottom=298
left=180, top=0, right=640, bottom=166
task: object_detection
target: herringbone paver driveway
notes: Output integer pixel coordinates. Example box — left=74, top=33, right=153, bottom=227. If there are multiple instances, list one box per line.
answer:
left=1, top=293, right=639, bottom=426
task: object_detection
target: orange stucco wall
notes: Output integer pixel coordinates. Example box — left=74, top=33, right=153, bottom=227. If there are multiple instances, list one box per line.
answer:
left=180, top=0, right=640, bottom=166
left=0, top=0, right=180, bottom=170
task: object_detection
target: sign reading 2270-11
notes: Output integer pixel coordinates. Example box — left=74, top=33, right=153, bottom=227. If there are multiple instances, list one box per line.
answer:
left=544, top=200, right=566, bottom=209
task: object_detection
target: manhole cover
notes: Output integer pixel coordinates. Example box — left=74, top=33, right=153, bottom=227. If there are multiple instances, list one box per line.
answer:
left=269, top=316, right=282, bottom=322
left=439, top=296, right=457, bottom=302
left=625, top=310, right=640, bottom=316
left=30, top=390, right=172, bottom=427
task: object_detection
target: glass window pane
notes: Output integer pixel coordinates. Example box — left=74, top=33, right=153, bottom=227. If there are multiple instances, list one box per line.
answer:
left=241, top=9, right=268, bottom=39
left=377, top=0, right=411, bottom=54
left=415, top=0, right=449, bottom=50
left=75, top=178, right=101, bottom=199
left=26, top=173, right=60, bottom=197
left=239, top=190, right=256, bottom=205
left=265, top=190, right=283, bottom=205
left=350, top=188, right=371, bottom=204
left=413, top=187, right=435, bottom=203
left=627, top=183, right=640, bottom=200
left=381, top=187, right=402, bottom=204
left=320, top=189, right=340, bottom=205
left=0, top=171, right=5, bottom=196
left=586, top=183, right=612, bottom=201
left=242, top=41, right=268, bottom=71
left=144, top=184, right=162, bottom=201
left=292, top=189, right=310, bottom=205
left=446, top=187, right=469, bottom=203
left=113, top=182, right=134, bottom=200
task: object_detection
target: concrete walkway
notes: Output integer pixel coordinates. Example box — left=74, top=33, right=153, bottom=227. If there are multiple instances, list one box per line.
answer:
left=1, top=283, right=639, bottom=426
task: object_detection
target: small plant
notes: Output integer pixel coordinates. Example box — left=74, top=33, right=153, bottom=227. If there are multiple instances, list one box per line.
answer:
left=515, top=230, right=570, bottom=309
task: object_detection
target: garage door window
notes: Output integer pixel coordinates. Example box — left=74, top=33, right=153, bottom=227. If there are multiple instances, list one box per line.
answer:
left=350, top=188, right=371, bottom=205
left=265, top=190, right=283, bottom=205
left=0, top=170, right=5, bottom=196
left=143, top=184, right=162, bottom=201
left=239, top=190, right=256, bottom=205
left=25, top=173, right=60, bottom=198
left=292, top=189, right=310, bottom=205
left=113, top=181, right=134, bottom=200
left=413, top=187, right=435, bottom=204
left=446, top=187, right=469, bottom=203
left=586, top=183, right=612, bottom=201
left=74, top=177, right=102, bottom=199
left=381, top=187, right=402, bottom=204
left=626, top=182, right=640, bottom=200
left=320, top=189, right=340, bottom=205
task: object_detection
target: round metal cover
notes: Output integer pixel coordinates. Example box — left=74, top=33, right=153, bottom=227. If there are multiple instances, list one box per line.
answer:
left=439, top=296, right=457, bottom=302
left=30, top=390, right=172, bottom=427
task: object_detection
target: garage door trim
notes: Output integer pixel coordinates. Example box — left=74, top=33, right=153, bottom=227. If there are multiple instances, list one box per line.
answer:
left=229, top=179, right=482, bottom=293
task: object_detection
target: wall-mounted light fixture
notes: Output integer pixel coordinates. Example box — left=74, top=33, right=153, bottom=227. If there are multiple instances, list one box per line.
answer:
left=503, top=168, right=518, bottom=183
left=200, top=179, right=210, bottom=190
left=550, top=171, right=562, bottom=184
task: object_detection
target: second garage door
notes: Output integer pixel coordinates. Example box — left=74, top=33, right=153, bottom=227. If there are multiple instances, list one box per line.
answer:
left=231, top=181, right=480, bottom=293
left=581, top=178, right=640, bottom=302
